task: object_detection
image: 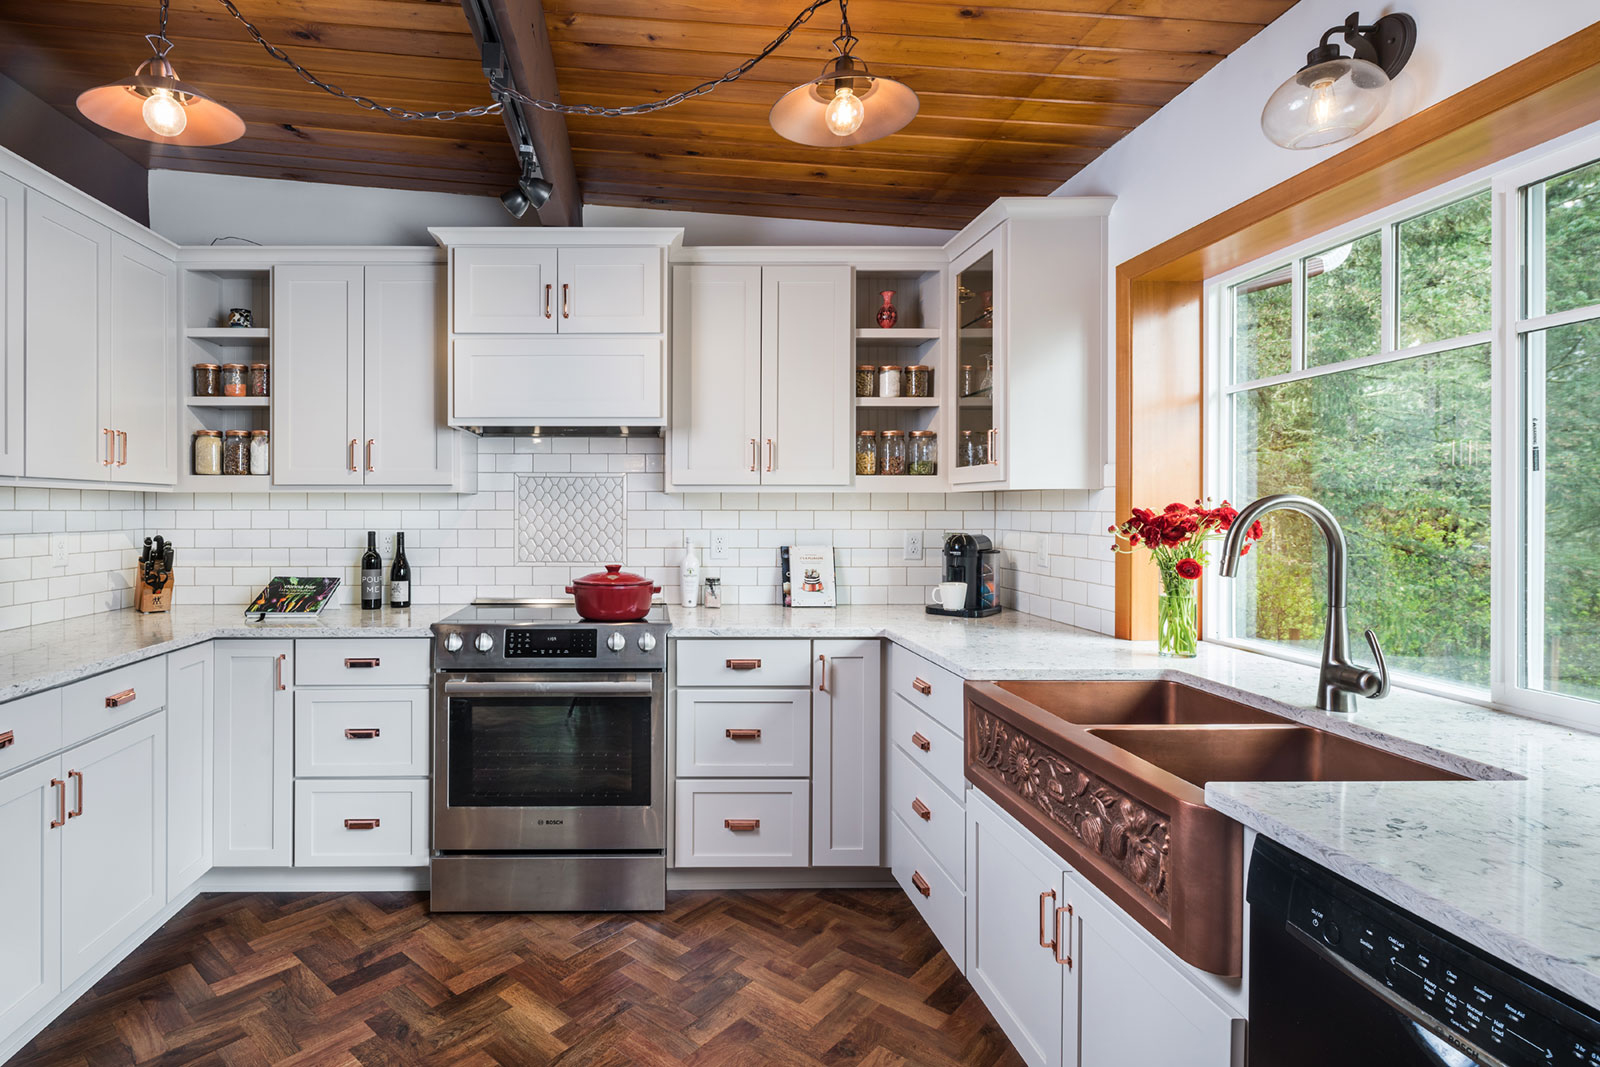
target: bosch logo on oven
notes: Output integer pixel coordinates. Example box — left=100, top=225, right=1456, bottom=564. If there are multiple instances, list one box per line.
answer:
left=538, top=819, right=564, bottom=826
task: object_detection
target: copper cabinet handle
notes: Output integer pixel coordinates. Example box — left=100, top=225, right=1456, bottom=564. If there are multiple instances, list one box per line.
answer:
left=0, top=730, right=13, bottom=750
left=988, top=427, right=998, bottom=466
left=724, top=819, right=760, bottom=832
left=749, top=438, right=757, bottom=473
left=348, top=439, right=358, bottom=472
left=344, top=658, right=381, bottom=669
left=102, top=428, right=113, bottom=466
left=544, top=282, right=553, bottom=319
left=912, top=677, right=933, bottom=696
left=68, top=769, right=84, bottom=818
left=366, top=439, right=375, bottom=473
left=1039, top=889, right=1057, bottom=948
left=911, top=797, right=931, bottom=822
left=1054, top=904, right=1074, bottom=967
left=911, top=871, right=931, bottom=898
left=50, top=778, right=66, bottom=829
left=275, top=653, right=287, bottom=691
left=725, top=658, right=762, bottom=670
left=116, top=430, right=128, bottom=467
left=817, top=653, right=828, bottom=694
left=562, top=282, right=570, bottom=318
left=724, top=728, right=762, bottom=740
left=911, top=731, right=931, bottom=752
left=344, top=728, right=381, bottom=739
left=765, top=438, right=773, bottom=472
left=105, top=688, right=137, bottom=708
left=343, top=818, right=380, bottom=830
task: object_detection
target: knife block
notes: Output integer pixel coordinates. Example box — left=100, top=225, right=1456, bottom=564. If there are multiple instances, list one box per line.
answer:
left=135, top=576, right=173, bottom=614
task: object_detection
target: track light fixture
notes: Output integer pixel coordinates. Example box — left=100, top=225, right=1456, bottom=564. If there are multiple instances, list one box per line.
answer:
left=500, top=160, right=555, bottom=218
left=1261, top=10, right=1416, bottom=150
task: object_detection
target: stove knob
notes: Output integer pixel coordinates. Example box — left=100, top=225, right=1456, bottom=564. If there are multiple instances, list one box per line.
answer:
left=443, top=633, right=463, bottom=653
left=637, top=632, right=657, bottom=653
left=474, top=632, right=495, bottom=654
left=607, top=632, right=627, bottom=653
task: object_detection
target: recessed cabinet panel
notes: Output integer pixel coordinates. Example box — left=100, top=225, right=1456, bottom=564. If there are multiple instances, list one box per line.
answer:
left=760, top=266, right=852, bottom=486
left=675, top=688, right=811, bottom=777
left=557, top=246, right=662, bottom=333
left=213, top=641, right=294, bottom=867
left=272, top=265, right=364, bottom=486
left=452, top=336, right=664, bottom=424
left=452, top=246, right=557, bottom=334
left=107, top=234, right=176, bottom=485
left=0, top=760, right=61, bottom=1039
left=812, top=639, right=881, bottom=866
left=670, top=265, right=763, bottom=486
left=364, top=264, right=455, bottom=486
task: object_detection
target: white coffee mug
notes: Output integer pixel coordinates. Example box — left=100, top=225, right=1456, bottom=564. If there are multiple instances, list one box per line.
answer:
left=931, top=581, right=969, bottom=609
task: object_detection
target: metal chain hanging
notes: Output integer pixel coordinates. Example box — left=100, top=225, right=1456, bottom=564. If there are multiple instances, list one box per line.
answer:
left=210, top=0, right=852, bottom=123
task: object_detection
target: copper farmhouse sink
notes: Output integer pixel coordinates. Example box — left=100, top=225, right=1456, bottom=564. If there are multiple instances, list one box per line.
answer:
left=964, top=679, right=1468, bottom=977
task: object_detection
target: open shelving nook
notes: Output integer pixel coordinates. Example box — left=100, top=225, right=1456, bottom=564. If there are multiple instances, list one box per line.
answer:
left=853, top=265, right=948, bottom=488
left=179, top=261, right=274, bottom=490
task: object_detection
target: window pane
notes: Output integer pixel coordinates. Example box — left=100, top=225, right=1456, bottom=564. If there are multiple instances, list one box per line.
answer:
left=1232, top=345, right=1492, bottom=686
left=1529, top=158, right=1600, bottom=317
left=1233, top=269, right=1291, bottom=381
left=1398, top=191, right=1492, bottom=347
left=1526, top=318, right=1600, bottom=702
left=1306, top=231, right=1382, bottom=367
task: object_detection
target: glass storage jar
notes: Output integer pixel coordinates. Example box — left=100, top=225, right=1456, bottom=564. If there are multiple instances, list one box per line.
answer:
left=193, top=430, right=222, bottom=475
left=959, top=364, right=979, bottom=397
left=193, top=363, right=221, bottom=397
left=855, top=430, right=878, bottom=476
left=880, top=430, right=908, bottom=475
left=904, top=365, right=931, bottom=398
left=249, top=429, right=270, bottom=476
left=221, top=363, right=247, bottom=397
left=248, top=363, right=270, bottom=397
left=223, top=430, right=250, bottom=475
left=958, top=429, right=978, bottom=468
left=855, top=364, right=877, bottom=397
left=909, top=430, right=937, bottom=475
left=877, top=364, right=903, bottom=398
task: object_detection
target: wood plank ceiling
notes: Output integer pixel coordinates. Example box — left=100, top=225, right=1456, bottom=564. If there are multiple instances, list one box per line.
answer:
left=0, top=0, right=1297, bottom=229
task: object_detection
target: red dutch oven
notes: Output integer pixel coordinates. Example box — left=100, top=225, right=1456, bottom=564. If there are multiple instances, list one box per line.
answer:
left=566, top=564, right=660, bottom=621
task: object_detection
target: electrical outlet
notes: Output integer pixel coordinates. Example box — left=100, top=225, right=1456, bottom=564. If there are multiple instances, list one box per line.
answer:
left=383, top=533, right=394, bottom=557
left=49, top=533, right=69, bottom=567
left=903, top=531, right=923, bottom=561
left=709, top=532, right=732, bottom=562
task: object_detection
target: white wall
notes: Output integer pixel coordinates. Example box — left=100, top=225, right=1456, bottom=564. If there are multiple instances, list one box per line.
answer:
left=583, top=204, right=951, bottom=246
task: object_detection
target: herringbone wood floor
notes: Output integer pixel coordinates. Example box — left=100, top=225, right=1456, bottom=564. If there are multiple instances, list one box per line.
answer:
left=10, top=889, right=1025, bottom=1067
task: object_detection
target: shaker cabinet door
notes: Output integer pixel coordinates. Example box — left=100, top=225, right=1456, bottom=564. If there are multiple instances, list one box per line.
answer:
left=0, top=171, right=23, bottom=478
left=107, top=234, right=176, bottom=485
left=364, top=264, right=455, bottom=486
left=452, top=246, right=558, bottom=334
left=759, top=265, right=852, bottom=486
left=0, top=759, right=62, bottom=1040
left=811, top=639, right=881, bottom=866
left=555, top=246, right=662, bottom=334
left=272, top=265, right=365, bottom=486
left=669, top=265, right=763, bottom=487
left=166, top=642, right=213, bottom=897
left=213, top=641, right=294, bottom=867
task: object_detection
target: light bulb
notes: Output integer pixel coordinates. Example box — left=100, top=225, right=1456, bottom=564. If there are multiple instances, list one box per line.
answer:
left=141, top=88, right=187, bottom=137
left=824, top=86, right=865, bottom=137
left=1308, top=76, right=1337, bottom=129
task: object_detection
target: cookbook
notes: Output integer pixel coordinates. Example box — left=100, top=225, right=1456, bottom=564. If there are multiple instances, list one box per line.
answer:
left=245, top=576, right=342, bottom=621
left=784, top=546, right=836, bottom=608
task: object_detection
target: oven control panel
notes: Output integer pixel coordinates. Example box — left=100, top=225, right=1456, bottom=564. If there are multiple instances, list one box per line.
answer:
left=504, top=628, right=597, bottom=658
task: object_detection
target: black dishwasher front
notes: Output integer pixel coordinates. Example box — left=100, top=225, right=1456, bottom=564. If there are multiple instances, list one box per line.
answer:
left=1247, top=838, right=1600, bottom=1066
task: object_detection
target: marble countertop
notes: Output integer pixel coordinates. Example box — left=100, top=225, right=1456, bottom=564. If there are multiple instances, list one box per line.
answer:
left=6, top=602, right=1600, bottom=1008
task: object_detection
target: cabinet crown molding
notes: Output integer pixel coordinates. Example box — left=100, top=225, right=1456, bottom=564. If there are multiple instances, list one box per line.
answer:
left=428, top=227, right=683, bottom=249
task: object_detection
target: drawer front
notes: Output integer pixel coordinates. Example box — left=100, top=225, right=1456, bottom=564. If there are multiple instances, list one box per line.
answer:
left=292, top=779, right=428, bottom=867
left=675, top=639, right=812, bottom=688
left=294, top=689, right=429, bottom=778
left=295, top=639, right=431, bottom=688
left=889, top=811, right=966, bottom=971
left=887, top=643, right=963, bottom=736
left=889, top=692, right=965, bottom=800
left=673, top=779, right=809, bottom=868
left=676, top=688, right=810, bottom=778
left=888, top=744, right=965, bottom=889
left=62, top=658, right=167, bottom=747
left=0, top=688, right=64, bottom=778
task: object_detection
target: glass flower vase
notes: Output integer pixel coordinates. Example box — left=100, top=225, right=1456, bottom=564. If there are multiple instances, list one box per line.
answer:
left=1157, top=588, right=1199, bottom=658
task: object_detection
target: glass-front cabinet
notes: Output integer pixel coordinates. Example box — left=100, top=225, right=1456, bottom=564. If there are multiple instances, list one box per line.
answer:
left=951, top=227, right=1006, bottom=485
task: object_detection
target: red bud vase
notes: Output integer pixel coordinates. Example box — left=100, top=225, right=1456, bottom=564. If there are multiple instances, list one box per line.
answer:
left=876, top=290, right=898, bottom=329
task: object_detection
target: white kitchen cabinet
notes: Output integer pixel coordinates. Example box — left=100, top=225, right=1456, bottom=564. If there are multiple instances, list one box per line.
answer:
left=293, top=688, right=429, bottom=778
left=0, top=171, right=22, bottom=478
left=292, top=779, right=429, bottom=867
left=213, top=641, right=294, bottom=867
left=0, top=760, right=61, bottom=1041
left=811, top=639, right=881, bottom=866
left=59, top=713, right=166, bottom=987
left=451, top=244, right=660, bottom=335
left=451, top=336, right=664, bottom=425
left=452, top=246, right=557, bottom=334
left=107, top=234, right=176, bottom=485
left=674, top=779, right=810, bottom=867
left=166, top=643, right=213, bottom=897
left=674, top=688, right=811, bottom=778
left=364, top=264, right=456, bottom=486
left=669, top=264, right=763, bottom=486
left=557, top=246, right=662, bottom=333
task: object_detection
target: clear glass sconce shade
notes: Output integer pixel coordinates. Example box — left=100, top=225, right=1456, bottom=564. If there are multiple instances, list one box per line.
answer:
left=1260, top=56, right=1392, bottom=150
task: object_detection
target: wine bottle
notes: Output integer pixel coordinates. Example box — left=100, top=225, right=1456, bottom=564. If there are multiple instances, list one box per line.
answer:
left=361, top=532, right=383, bottom=610
left=390, top=532, right=411, bottom=608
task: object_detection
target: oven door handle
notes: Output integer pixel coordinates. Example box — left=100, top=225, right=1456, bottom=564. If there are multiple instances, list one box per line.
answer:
left=443, top=679, right=656, bottom=697
left=1285, top=925, right=1513, bottom=1067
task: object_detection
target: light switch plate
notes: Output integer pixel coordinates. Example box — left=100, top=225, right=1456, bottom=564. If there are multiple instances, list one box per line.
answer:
left=903, top=531, right=923, bottom=561
left=49, top=533, right=68, bottom=567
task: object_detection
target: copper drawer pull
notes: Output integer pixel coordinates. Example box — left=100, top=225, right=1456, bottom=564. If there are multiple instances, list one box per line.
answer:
left=68, top=770, right=84, bottom=818
left=725, top=658, right=762, bottom=670
left=724, top=819, right=760, bottom=832
left=366, top=439, right=375, bottom=473
left=275, top=653, right=287, bottom=691
left=911, top=797, right=931, bottom=821
left=1039, top=889, right=1057, bottom=948
left=116, top=430, right=128, bottom=467
left=50, top=778, right=66, bottom=829
left=0, top=730, right=14, bottom=750
left=102, top=428, right=113, bottom=466
left=765, top=438, right=773, bottom=473
left=725, top=728, right=762, bottom=740
left=911, top=731, right=931, bottom=752
left=105, top=688, right=137, bottom=708
left=749, top=438, right=757, bottom=473
left=344, top=818, right=381, bottom=830
left=1054, top=904, right=1074, bottom=967
left=344, top=728, right=381, bottom=739
left=344, top=658, right=381, bottom=668
left=911, top=871, right=931, bottom=898
left=544, top=283, right=553, bottom=319
left=562, top=282, right=570, bottom=318
left=912, top=677, right=933, bottom=696
left=817, top=653, right=828, bottom=694
left=348, top=438, right=358, bottom=472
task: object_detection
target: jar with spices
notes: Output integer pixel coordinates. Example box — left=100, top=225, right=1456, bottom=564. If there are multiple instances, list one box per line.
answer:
left=223, top=430, right=251, bottom=475
left=248, top=363, right=270, bottom=397
left=855, top=364, right=878, bottom=398
left=904, top=365, right=932, bottom=398
left=909, top=430, right=937, bottom=475
left=855, top=430, right=878, bottom=476
left=877, top=365, right=903, bottom=398
left=193, top=430, right=222, bottom=475
left=220, top=363, right=247, bottom=397
left=193, top=363, right=221, bottom=397
left=881, top=430, right=907, bottom=475
left=248, top=429, right=270, bottom=476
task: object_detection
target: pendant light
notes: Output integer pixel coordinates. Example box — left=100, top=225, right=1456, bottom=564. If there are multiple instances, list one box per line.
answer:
left=76, top=0, right=244, bottom=146
left=1260, top=11, right=1415, bottom=150
left=770, top=2, right=918, bottom=147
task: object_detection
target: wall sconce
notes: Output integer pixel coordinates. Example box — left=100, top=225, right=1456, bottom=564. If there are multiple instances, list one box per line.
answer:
left=1261, top=11, right=1416, bottom=150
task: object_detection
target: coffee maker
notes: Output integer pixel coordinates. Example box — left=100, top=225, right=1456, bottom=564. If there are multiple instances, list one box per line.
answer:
left=926, top=533, right=1001, bottom=618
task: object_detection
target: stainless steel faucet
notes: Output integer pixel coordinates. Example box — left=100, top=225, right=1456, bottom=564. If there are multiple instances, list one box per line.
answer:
left=1218, top=494, right=1390, bottom=714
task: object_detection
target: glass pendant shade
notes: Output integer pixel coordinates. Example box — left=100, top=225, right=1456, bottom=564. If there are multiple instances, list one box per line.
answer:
left=770, top=54, right=918, bottom=147
left=1260, top=56, right=1391, bottom=150
left=77, top=58, right=245, bottom=146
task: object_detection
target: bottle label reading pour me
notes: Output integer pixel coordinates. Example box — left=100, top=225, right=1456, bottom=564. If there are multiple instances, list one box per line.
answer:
left=362, top=573, right=382, bottom=601
left=391, top=581, right=409, bottom=604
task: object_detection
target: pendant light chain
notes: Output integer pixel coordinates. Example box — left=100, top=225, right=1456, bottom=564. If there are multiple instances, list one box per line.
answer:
left=211, top=0, right=848, bottom=123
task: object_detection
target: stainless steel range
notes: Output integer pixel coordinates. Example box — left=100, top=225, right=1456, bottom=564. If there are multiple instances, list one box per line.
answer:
left=429, top=600, right=670, bottom=912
